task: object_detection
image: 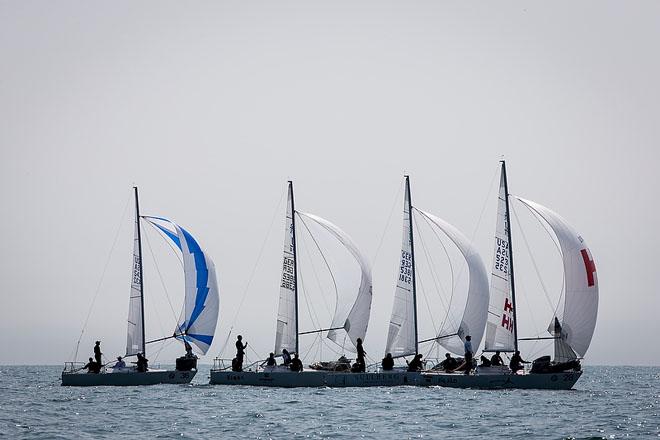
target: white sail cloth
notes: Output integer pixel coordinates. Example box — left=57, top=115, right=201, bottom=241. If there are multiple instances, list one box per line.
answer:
left=417, top=210, right=490, bottom=356
left=386, top=184, right=416, bottom=357
left=515, top=197, right=598, bottom=359
left=484, top=173, right=517, bottom=352
left=275, top=185, right=297, bottom=355
left=143, top=217, right=220, bottom=355
left=296, top=212, right=373, bottom=352
left=126, top=215, right=144, bottom=356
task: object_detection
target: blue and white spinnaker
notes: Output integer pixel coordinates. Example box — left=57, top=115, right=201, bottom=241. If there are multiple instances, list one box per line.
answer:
left=143, top=216, right=220, bottom=355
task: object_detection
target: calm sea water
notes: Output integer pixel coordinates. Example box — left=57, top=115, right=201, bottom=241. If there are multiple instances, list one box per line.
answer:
left=0, top=365, right=658, bottom=439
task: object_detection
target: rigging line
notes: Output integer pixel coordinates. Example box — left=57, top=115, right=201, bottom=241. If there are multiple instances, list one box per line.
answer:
left=415, top=209, right=461, bottom=334
left=142, top=223, right=179, bottom=323
left=371, top=178, right=404, bottom=264
left=513, top=197, right=567, bottom=319
left=140, top=233, right=170, bottom=351
left=297, top=214, right=339, bottom=321
left=297, top=228, right=334, bottom=325
left=412, top=213, right=460, bottom=334
left=413, top=267, right=440, bottom=342
left=297, top=268, right=325, bottom=346
left=510, top=202, right=556, bottom=313
left=72, top=191, right=132, bottom=362
left=227, top=187, right=287, bottom=335
left=151, top=338, right=174, bottom=363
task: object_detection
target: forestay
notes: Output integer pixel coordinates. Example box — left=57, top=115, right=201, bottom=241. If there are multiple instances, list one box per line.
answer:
left=417, top=210, right=490, bottom=356
left=296, top=212, right=373, bottom=352
left=275, top=187, right=297, bottom=355
left=515, top=197, right=598, bottom=360
left=126, top=214, right=144, bottom=356
left=143, top=217, right=220, bottom=355
left=484, top=173, right=517, bottom=352
left=386, top=186, right=417, bottom=357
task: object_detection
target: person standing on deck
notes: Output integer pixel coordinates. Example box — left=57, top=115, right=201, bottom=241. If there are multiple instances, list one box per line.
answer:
left=93, top=341, right=102, bottom=365
left=356, top=338, right=366, bottom=372
left=463, top=335, right=473, bottom=375
left=381, top=353, right=394, bottom=371
left=235, top=335, right=247, bottom=369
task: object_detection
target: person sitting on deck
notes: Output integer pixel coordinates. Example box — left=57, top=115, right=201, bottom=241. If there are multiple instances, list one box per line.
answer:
left=112, top=356, right=126, bottom=370
left=479, top=355, right=492, bottom=367
left=136, top=353, right=149, bottom=372
left=381, top=353, right=394, bottom=371
left=282, top=349, right=292, bottom=366
left=407, top=354, right=423, bottom=372
left=509, top=351, right=529, bottom=373
left=436, top=353, right=458, bottom=372
left=231, top=357, right=242, bottom=372
left=351, top=358, right=365, bottom=373
left=490, top=351, right=504, bottom=366
left=82, top=357, right=101, bottom=374
left=290, top=353, right=303, bottom=372
left=262, top=353, right=277, bottom=367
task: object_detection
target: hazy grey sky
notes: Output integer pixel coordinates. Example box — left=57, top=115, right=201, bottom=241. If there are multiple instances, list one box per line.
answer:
left=1, top=1, right=658, bottom=366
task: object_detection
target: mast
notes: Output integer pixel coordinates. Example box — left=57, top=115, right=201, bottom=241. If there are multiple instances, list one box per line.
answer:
left=289, top=181, right=300, bottom=355
left=134, top=186, right=147, bottom=356
left=405, top=176, right=420, bottom=356
left=500, top=161, right=519, bottom=352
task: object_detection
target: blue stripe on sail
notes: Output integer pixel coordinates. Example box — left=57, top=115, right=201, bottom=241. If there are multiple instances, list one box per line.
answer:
left=179, top=226, right=210, bottom=331
left=187, top=333, right=213, bottom=346
left=147, top=218, right=182, bottom=250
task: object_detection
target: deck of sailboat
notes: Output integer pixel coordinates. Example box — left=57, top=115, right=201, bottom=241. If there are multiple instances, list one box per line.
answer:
left=420, top=370, right=582, bottom=390
left=61, top=369, right=197, bottom=386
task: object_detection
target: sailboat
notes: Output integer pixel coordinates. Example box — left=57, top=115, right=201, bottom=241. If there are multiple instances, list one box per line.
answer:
left=422, top=161, right=598, bottom=389
left=62, top=187, right=219, bottom=386
left=382, top=175, right=490, bottom=380
left=210, top=181, right=375, bottom=387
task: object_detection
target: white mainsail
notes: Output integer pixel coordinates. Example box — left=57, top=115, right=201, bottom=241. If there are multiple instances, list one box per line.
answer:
left=143, top=216, right=220, bottom=355
left=385, top=181, right=417, bottom=357
left=484, top=172, right=517, bottom=352
left=126, top=214, right=144, bottom=356
left=417, top=210, right=490, bottom=356
left=296, top=212, right=373, bottom=351
left=515, top=197, right=598, bottom=361
left=275, top=184, right=297, bottom=355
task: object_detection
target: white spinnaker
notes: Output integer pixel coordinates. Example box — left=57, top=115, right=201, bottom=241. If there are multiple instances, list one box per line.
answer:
left=385, top=186, right=416, bottom=357
left=275, top=186, right=297, bottom=355
left=484, top=173, right=517, bottom=352
left=418, top=210, right=490, bottom=356
left=142, top=217, right=220, bottom=355
left=515, top=197, right=598, bottom=359
left=296, top=212, right=373, bottom=352
left=126, top=215, right=144, bottom=356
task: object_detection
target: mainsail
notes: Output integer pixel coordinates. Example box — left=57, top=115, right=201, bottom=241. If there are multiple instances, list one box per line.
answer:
left=484, top=171, right=517, bottom=352
left=385, top=179, right=417, bottom=357
left=417, top=210, right=490, bottom=356
left=143, top=217, right=220, bottom=355
left=296, top=212, right=373, bottom=351
left=126, top=210, right=145, bottom=356
left=515, top=197, right=599, bottom=361
left=275, top=183, right=298, bottom=355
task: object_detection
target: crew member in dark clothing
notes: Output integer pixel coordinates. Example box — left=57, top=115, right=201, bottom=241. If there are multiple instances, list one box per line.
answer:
left=490, top=351, right=504, bottom=366
left=479, top=355, right=492, bottom=367
left=509, top=351, right=529, bottom=373
left=438, top=353, right=458, bottom=371
left=290, top=353, right=303, bottom=372
left=136, top=353, right=149, bottom=372
left=356, top=338, right=366, bottom=365
left=93, top=341, right=102, bottom=365
left=381, top=353, right=394, bottom=371
left=407, top=354, right=423, bottom=372
left=263, top=352, right=277, bottom=367
left=82, top=357, right=101, bottom=374
left=231, top=357, right=242, bottom=372
left=282, top=349, right=292, bottom=366
left=235, top=335, right=247, bottom=369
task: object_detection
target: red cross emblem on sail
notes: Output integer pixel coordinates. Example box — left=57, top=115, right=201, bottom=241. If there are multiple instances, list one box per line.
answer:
left=580, top=249, right=596, bottom=287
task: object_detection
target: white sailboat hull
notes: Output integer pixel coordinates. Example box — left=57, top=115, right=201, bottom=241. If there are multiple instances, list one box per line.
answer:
left=209, top=369, right=425, bottom=388
left=61, top=369, right=196, bottom=386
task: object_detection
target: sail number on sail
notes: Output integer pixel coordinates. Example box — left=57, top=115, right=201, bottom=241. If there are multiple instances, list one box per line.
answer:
left=281, top=256, right=296, bottom=291
left=399, top=250, right=412, bottom=284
